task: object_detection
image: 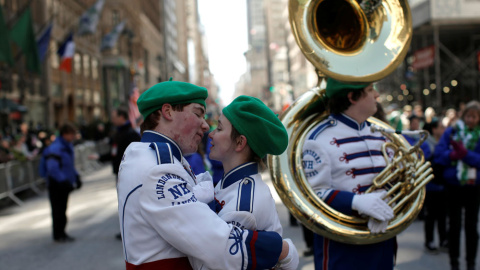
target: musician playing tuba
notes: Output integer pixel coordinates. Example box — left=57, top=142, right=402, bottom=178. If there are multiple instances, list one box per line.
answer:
left=301, top=78, right=396, bottom=270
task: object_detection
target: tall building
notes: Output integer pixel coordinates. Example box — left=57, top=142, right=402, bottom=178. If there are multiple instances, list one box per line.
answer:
left=0, top=0, right=215, bottom=134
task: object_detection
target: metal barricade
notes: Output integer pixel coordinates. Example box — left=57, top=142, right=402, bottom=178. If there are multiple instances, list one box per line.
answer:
left=0, top=163, right=8, bottom=201
left=6, top=161, right=30, bottom=205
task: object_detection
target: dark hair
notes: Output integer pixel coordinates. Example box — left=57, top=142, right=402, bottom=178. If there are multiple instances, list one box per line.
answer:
left=115, top=107, right=129, bottom=120
left=140, top=103, right=188, bottom=134
left=59, top=123, right=77, bottom=135
left=230, top=125, right=264, bottom=168
left=327, top=88, right=365, bottom=114
left=423, top=117, right=440, bottom=134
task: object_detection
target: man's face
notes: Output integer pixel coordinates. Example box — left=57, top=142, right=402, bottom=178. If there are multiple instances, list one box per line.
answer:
left=170, top=103, right=209, bottom=154
left=354, top=84, right=379, bottom=117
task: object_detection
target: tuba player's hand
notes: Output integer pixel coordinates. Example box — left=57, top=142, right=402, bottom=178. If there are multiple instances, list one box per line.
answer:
left=352, top=191, right=394, bottom=221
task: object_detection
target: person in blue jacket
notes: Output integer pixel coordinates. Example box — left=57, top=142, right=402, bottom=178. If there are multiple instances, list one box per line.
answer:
left=422, top=117, right=448, bottom=253
left=434, top=100, right=480, bottom=270
left=44, top=123, right=81, bottom=243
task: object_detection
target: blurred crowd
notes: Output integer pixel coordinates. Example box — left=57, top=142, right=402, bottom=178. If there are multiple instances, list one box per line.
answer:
left=0, top=121, right=112, bottom=164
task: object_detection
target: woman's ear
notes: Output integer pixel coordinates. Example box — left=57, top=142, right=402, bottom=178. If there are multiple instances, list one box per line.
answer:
left=160, top=104, right=174, bottom=120
left=235, top=135, right=248, bottom=152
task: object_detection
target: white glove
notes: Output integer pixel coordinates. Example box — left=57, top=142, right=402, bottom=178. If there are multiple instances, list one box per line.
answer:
left=196, top=172, right=213, bottom=183
left=192, top=172, right=214, bottom=203
left=276, top=238, right=299, bottom=270
left=352, top=191, right=394, bottom=221
left=368, top=218, right=389, bottom=234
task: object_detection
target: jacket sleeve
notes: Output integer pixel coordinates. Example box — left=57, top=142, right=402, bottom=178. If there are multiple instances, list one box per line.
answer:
left=139, top=164, right=282, bottom=270
left=46, top=146, right=66, bottom=182
left=302, top=139, right=355, bottom=215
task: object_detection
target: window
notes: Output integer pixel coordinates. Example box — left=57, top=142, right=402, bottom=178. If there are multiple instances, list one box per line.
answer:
left=74, top=53, right=82, bottom=75
left=83, top=55, right=90, bottom=78
left=92, top=58, right=98, bottom=79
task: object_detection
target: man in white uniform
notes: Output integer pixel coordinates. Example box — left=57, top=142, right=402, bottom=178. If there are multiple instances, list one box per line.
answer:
left=117, top=80, right=296, bottom=270
left=302, top=78, right=396, bottom=270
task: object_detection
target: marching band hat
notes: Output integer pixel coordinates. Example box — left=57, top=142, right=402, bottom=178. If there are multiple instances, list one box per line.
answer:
left=137, top=79, right=208, bottom=119
left=326, top=78, right=369, bottom=98
left=222, top=95, right=288, bottom=158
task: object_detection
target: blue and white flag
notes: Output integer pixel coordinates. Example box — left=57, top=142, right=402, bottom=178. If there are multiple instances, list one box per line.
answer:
left=100, top=21, right=126, bottom=51
left=78, top=0, right=105, bottom=35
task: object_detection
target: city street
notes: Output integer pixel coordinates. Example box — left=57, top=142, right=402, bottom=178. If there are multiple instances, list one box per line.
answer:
left=0, top=165, right=474, bottom=270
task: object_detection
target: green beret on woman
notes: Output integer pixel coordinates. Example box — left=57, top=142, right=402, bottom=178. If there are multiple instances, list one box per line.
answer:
left=223, top=95, right=288, bottom=158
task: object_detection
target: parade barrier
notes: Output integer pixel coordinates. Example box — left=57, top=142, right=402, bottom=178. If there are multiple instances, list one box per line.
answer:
left=0, top=140, right=110, bottom=206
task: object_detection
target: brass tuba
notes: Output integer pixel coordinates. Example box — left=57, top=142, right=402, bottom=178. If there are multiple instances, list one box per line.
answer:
left=268, top=0, right=434, bottom=244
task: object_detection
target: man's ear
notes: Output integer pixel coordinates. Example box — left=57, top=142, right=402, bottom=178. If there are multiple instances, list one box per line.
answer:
left=235, top=135, right=248, bottom=152
left=347, top=92, right=356, bottom=105
left=160, top=104, right=174, bottom=120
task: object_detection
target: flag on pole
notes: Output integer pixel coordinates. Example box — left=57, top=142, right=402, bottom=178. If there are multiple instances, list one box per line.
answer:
left=78, top=0, right=105, bottom=35
left=128, top=84, right=141, bottom=129
left=0, top=5, right=13, bottom=66
left=37, top=22, right=53, bottom=62
left=57, top=32, right=75, bottom=73
left=100, top=21, right=126, bottom=51
left=9, top=8, right=41, bottom=73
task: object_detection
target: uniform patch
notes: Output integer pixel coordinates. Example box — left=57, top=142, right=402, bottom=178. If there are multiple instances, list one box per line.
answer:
left=302, top=149, right=321, bottom=177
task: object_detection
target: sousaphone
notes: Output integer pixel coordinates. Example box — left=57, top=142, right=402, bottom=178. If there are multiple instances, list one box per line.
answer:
left=268, top=0, right=434, bottom=244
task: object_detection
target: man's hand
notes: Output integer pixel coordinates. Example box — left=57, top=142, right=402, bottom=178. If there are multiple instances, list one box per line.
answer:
left=352, top=191, right=394, bottom=221
left=75, top=175, right=82, bottom=190
left=368, top=218, right=389, bottom=234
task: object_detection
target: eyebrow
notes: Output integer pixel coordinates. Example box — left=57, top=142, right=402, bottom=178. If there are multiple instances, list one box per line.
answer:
left=193, top=105, right=206, bottom=115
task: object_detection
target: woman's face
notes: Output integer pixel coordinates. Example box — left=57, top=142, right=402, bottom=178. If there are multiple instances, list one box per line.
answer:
left=208, top=114, right=236, bottom=162
left=463, top=109, right=480, bottom=129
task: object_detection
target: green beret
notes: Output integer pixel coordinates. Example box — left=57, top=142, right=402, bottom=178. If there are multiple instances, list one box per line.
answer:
left=137, top=80, right=208, bottom=118
left=326, top=78, right=369, bottom=98
left=222, top=95, right=288, bottom=158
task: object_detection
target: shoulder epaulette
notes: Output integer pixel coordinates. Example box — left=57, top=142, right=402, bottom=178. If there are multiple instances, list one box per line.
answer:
left=149, top=142, right=174, bottom=165
left=236, top=177, right=255, bottom=213
left=308, top=118, right=337, bottom=140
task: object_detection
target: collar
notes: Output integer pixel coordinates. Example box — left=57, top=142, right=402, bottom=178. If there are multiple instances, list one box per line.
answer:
left=221, top=162, right=258, bottom=189
left=141, top=130, right=183, bottom=161
left=333, top=113, right=368, bottom=131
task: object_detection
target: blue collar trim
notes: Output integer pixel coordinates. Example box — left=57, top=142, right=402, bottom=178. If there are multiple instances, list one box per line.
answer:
left=141, top=131, right=182, bottom=161
left=333, top=113, right=368, bottom=131
left=221, top=162, right=258, bottom=189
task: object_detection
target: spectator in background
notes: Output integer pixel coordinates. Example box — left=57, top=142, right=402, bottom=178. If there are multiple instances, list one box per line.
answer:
left=19, top=122, right=39, bottom=154
left=43, top=123, right=82, bottom=243
left=423, top=117, right=448, bottom=253
left=443, top=108, right=458, bottom=128
left=401, top=105, right=413, bottom=131
left=185, top=141, right=207, bottom=175
left=11, top=134, right=36, bottom=161
left=0, top=138, right=13, bottom=163
left=111, top=107, right=141, bottom=181
left=434, top=101, right=480, bottom=270
left=111, top=107, right=141, bottom=240
left=425, top=107, right=436, bottom=124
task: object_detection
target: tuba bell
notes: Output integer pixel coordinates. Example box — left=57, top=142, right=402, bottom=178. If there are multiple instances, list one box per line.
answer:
left=268, top=0, right=434, bottom=244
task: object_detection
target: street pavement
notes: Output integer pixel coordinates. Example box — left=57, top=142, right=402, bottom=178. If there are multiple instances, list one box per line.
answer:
left=0, top=165, right=476, bottom=270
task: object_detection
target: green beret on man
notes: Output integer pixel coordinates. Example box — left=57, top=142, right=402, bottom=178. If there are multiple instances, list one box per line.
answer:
left=222, top=95, right=288, bottom=158
left=137, top=80, right=208, bottom=119
left=326, top=78, right=369, bottom=98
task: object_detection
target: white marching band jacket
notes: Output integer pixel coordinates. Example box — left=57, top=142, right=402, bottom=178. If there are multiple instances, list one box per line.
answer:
left=117, top=131, right=282, bottom=270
